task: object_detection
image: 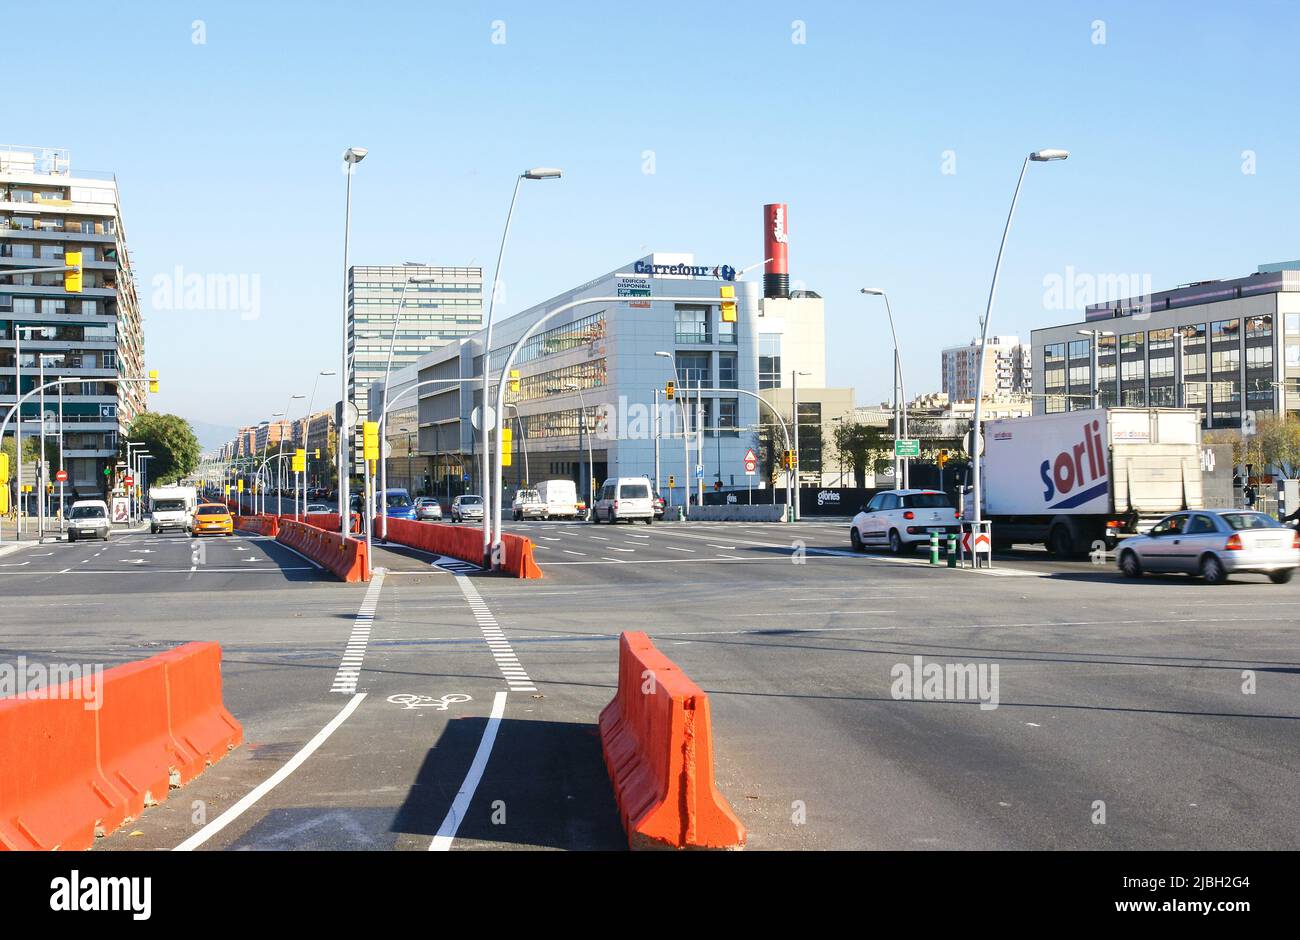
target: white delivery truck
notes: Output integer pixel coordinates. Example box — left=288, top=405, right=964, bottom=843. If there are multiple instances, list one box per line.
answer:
left=981, top=408, right=1203, bottom=558
left=149, top=484, right=198, bottom=533
left=535, top=479, right=579, bottom=519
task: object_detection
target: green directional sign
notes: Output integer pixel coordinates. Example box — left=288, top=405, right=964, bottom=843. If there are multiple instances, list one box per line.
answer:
left=894, top=439, right=921, bottom=458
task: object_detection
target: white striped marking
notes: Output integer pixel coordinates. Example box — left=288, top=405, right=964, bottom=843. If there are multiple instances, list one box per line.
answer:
left=331, top=569, right=385, bottom=693
left=429, top=690, right=507, bottom=851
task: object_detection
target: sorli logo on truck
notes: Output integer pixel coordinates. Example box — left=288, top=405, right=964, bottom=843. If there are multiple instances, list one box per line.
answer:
left=1040, top=420, right=1109, bottom=510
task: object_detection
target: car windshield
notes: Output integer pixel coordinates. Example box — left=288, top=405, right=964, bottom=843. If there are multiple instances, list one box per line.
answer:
left=196, top=506, right=228, bottom=516
left=69, top=506, right=105, bottom=520
left=1221, top=512, right=1283, bottom=530
left=620, top=484, right=650, bottom=499
left=152, top=499, right=187, bottom=512
left=386, top=494, right=412, bottom=508
left=903, top=493, right=953, bottom=509
left=460, top=496, right=482, bottom=505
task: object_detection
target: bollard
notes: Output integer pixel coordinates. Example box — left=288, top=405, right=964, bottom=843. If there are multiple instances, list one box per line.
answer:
left=947, top=533, right=958, bottom=568
left=929, top=531, right=940, bottom=565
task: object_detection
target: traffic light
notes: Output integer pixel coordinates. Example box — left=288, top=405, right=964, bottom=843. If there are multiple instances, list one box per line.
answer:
left=148, top=370, right=159, bottom=393
left=0, top=453, right=8, bottom=514
left=362, top=421, right=379, bottom=461
left=501, top=427, right=513, bottom=468
left=665, top=381, right=675, bottom=401
left=64, top=251, right=82, bottom=293
left=937, top=449, right=949, bottom=468
left=508, top=369, right=520, bottom=394
left=719, top=284, right=737, bottom=323
left=782, top=450, right=796, bottom=470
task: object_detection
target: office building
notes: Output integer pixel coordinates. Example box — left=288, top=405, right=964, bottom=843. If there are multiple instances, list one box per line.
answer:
left=1031, top=264, right=1300, bottom=426
left=0, top=145, right=145, bottom=499
left=941, top=335, right=1031, bottom=402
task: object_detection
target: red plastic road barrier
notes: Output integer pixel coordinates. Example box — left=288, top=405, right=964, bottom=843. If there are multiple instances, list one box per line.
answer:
left=377, top=517, right=542, bottom=579
left=599, top=631, right=745, bottom=850
left=0, top=641, right=242, bottom=851
left=277, top=519, right=369, bottom=582
left=235, top=515, right=278, bottom=537
left=297, top=512, right=361, bottom=535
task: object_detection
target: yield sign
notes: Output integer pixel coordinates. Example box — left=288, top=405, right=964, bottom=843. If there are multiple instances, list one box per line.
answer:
left=743, top=448, right=757, bottom=473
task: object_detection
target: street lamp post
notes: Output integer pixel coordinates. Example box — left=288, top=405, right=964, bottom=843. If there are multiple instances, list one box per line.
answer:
left=504, top=403, right=529, bottom=488
left=480, top=167, right=562, bottom=563
left=338, top=146, right=367, bottom=538
left=301, top=369, right=335, bottom=519
left=792, top=370, right=810, bottom=520
left=655, top=351, right=688, bottom=513
left=970, top=148, right=1069, bottom=531
left=860, top=289, right=908, bottom=487
left=1077, top=329, right=1115, bottom=409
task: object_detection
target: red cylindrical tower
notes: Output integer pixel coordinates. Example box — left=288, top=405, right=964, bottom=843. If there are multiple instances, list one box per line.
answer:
left=763, top=203, right=789, bottom=299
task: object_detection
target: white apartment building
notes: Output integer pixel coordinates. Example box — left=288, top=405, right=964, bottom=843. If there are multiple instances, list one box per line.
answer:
left=941, top=335, right=1031, bottom=402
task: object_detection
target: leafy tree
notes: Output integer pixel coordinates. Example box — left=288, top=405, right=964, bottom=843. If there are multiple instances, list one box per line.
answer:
left=123, top=413, right=200, bottom=485
left=1255, top=413, right=1300, bottom=479
left=831, top=422, right=890, bottom=487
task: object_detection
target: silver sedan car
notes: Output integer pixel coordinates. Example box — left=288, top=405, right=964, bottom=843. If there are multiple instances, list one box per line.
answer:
left=414, top=497, right=442, bottom=521
left=1117, top=509, right=1300, bottom=584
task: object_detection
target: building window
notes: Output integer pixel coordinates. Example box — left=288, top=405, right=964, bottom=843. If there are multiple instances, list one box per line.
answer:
left=1120, top=332, right=1144, bottom=354
left=758, top=333, right=781, bottom=389
left=1211, top=319, right=1240, bottom=342
left=1068, top=339, right=1090, bottom=360
left=718, top=317, right=737, bottom=345
left=1286, top=314, right=1300, bottom=336
left=674, top=305, right=710, bottom=344
left=1211, top=348, right=1240, bottom=373
left=1246, top=346, right=1272, bottom=369
left=1149, top=356, right=1174, bottom=378
left=1246, top=315, right=1272, bottom=338
left=1179, top=323, right=1207, bottom=347
left=674, top=352, right=710, bottom=386
left=718, top=352, right=738, bottom=389
left=1148, top=328, right=1173, bottom=350
left=1121, top=359, right=1145, bottom=381
left=1044, top=343, right=1065, bottom=362
left=717, top=398, right=739, bottom=435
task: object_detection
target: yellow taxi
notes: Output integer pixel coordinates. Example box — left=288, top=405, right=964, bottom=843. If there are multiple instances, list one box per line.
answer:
left=192, top=502, right=235, bottom=536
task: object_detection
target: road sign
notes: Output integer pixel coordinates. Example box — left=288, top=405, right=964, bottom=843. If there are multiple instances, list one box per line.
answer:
left=55, top=469, right=68, bottom=483
left=696, top=464, right=704, bottom=479
left=894, top=439, right=921, bottom=458
left=744, top=447, right=757, bottom=475
left=470, top=406, right=496, bottom=431
left=335, top=400, right=359, bottom=429
left=124, top=475, right=135, bottom=488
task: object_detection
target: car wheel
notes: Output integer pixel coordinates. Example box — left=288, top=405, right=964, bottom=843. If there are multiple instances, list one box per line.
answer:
left=1119, top=550, right=1142, bottom=578
left=644, top=517, right=652, bottom=526
left=1268, top=568, right=1294, bottom=584
left=850, top=527, right=864, bottom=553
left=68, top=533, right=76, bottom=543
left=888, top=530, right=904, bottom=555
left=1200, top=554, right=1228, bottom=585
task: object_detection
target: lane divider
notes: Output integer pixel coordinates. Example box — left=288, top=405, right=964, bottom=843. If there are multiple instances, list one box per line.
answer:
left=331, top=569, right=385, bottom=694
left=455, top=576, right=536, bottom=693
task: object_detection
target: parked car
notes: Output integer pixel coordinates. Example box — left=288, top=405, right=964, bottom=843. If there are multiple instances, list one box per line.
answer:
left=535, top=479, right=579, bottom=519
left=451, top=494, right=484, bottom=523
left=414, top=497, right=443, bottom=521
left=511, top=488, right=546, bottom=521
left=67, top=500, right=111, bottom=542
left=1117, top=509, right=1300, bottom=584
left=653, top=490, right=666, bottom=519
left=850, top=489, right=960, bottom=554
left=305, top=503, right=332, bottom=514
left=592, top=476, right=655, bottom=525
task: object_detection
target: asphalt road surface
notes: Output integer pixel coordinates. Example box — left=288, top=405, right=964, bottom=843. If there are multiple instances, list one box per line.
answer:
left=2, top=516, right=1296, bottom=850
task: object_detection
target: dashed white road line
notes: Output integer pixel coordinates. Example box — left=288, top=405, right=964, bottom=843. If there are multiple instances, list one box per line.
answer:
left=331, top=569, right=385, bottom=694
left=455, top=576, right=537, bottom=694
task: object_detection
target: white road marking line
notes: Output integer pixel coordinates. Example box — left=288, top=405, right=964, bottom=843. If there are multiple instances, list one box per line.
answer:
left=664, top=545, right=696, bottom=553
left=539, top=536, right=561, bottom=541
left=563, top=549, right=585, bottom=556
left=456, top=576, right=537, bottom=692
left=331, top=570, right=385, bottom=694
left=608, top=546, right=635, bottom=552
left=174, top=692, right=367, bottom=851
left=429, top=688, right=506, bottom=854
left=588, top=535, right=609, bottom=541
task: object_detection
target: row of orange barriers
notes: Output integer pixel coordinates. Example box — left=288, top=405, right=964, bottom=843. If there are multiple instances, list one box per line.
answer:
left=0, top=642, right=242, bottom=851
left=599, top=631, right=745, bottom=850
left=376, top=517, right=542, bottom=579
left=277, top=519, right=369, bottom=582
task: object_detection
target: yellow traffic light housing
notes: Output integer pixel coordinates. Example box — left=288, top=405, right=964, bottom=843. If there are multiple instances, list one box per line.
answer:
left=64, top=251, right=82, bottom=293
left=362, top=421, right=379, bottom=461
left=508, top=369, right=520, bottom=395
left=719, top=284, right=737, bottom=323
left=665, top=381, right=675, bottom=401
left=148, top=370, right=159, bottom=393
left=501, top=426, right=513, bottom=468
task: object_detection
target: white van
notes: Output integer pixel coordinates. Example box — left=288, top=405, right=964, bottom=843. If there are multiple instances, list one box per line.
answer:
left=535, top=479, right=579, bottom=519
left=68, top=500, right=111, bottom=542
left=592, top=476, right=654, bottom=525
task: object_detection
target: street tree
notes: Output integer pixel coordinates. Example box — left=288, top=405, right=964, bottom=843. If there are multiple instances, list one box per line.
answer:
left=124, top=413, right=201, bottom=485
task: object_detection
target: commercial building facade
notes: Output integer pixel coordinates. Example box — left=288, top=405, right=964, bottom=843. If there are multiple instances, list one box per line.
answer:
left=346, top=264, right=483, bottom=470
left=0, top=146, right=145, bottom=499
left=1031, top=264, right=1300, bottom=427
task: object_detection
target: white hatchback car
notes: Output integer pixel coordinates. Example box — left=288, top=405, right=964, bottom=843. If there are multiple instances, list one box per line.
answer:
left=850, top=489, right=959, bottom=554
left=592, top=476, right=655, bottom=524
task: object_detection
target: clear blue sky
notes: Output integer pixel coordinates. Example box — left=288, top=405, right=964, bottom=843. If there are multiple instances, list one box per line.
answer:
left=9, top=0, right=1298, bottom=438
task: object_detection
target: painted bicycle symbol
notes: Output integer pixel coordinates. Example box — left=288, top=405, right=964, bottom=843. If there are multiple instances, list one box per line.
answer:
left=386, top=692, right=472, bottom=711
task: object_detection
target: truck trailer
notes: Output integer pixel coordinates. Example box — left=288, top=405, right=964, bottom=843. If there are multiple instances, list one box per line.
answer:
left=981, top=408, right=1203, bottom=558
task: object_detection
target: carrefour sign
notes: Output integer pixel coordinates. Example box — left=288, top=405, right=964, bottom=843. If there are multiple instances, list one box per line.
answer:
left=633, top=261, right=736, bottom=280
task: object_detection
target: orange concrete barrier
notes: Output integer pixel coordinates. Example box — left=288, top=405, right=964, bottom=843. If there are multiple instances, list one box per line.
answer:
left=598, top=631, right=745, bottom=850
left=277, top=519, right=369, bottom=582
left=235, top=514, right=278, bottom=537
left=0, top=641, right=241, bottom=851
left=298, top=512, right=361, bottom=535
left=377, top=517, right=542, bottom=578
